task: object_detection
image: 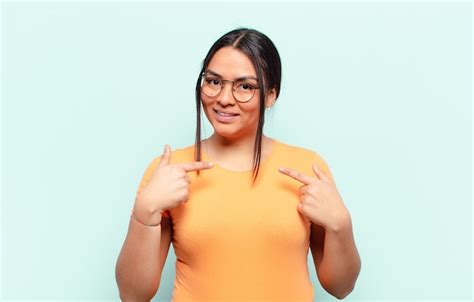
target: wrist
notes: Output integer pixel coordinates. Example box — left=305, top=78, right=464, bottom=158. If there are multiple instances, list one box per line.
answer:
left=131, top=211, right=162, bottom=227
left=133, top=199, right=163, bottom=226
left=134, top=195, right=165, bottom=215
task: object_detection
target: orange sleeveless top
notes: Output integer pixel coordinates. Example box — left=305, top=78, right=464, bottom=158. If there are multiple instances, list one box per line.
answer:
left=135, top=139, right=334, bottom=301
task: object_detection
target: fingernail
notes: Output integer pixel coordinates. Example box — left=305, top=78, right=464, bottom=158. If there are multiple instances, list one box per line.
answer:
left=208, top=162, right=214, bottom=167
left=279, top=167, right=285, bottom=172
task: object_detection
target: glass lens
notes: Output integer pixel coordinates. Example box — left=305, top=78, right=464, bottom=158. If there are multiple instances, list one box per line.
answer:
left=201, top=76, right=221, bottom=97
left=233, top=80, right=256, bottom=102
left=200, top=75, right=257, bottom=102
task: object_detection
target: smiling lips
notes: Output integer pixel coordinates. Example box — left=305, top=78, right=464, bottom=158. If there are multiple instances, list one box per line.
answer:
left=213, top=109, right=239, bottom=122
left=214, top=109, right=239, bottom=116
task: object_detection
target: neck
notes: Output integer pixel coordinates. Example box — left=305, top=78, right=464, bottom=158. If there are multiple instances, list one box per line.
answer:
left=204, top=133, right=270, bottom=158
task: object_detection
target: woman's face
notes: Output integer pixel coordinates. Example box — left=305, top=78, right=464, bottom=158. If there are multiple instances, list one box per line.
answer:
left=201, top=46, right=276, bottom=141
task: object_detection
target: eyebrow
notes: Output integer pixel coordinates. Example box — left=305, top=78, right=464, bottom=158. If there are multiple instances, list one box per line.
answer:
left=204, top=69, right=258, bottom=81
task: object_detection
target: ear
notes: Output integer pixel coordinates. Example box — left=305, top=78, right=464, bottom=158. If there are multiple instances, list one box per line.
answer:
left=265, top=88, right=277, bottom=108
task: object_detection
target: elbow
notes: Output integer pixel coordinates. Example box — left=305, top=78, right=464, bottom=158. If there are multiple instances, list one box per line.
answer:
left=117, top=284, right=156, bottom=302
left=118, top=294, right=153, bottom=302
left=320, top=273, right=357, bottom=300
left=117, top=293, right=150, bottom=302
left=334, top=262, right=361, bottom=299
left=334, top=285, right=354, bottom=300
left=322, top=281, right=354, bottom=300
left=332, top=266, right=361, bottom=300
left=321, top=271, right=359, bottom=300
left=115, top=264, right=157, bottom=302
left=116, top=281, right=157, bottom=302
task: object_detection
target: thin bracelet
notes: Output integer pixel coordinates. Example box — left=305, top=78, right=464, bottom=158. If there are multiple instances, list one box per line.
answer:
left=131, top=212, right=161, bottom=227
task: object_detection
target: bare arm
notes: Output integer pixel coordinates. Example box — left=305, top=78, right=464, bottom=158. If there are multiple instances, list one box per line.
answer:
left=115, top=207, right=173, bottom=301
left=115, top=144, right=210, bottom=300
left=310, top=218, right=361, bottom=299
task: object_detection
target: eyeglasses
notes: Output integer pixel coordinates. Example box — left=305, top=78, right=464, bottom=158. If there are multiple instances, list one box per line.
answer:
left=200, top=72, right=260, bottom=103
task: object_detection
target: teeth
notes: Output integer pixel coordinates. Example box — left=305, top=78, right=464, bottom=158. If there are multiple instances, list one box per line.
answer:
left=217, top=111, right=235, bottom=116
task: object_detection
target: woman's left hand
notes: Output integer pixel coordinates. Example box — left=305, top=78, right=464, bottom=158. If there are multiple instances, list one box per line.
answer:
left=278, top=164, right=351, bottom=231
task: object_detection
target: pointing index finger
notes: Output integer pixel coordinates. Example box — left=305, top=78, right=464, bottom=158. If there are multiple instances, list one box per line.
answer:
left=178, top=161, right=214, bottom=172
left=278, top=166, right=315, bottom=185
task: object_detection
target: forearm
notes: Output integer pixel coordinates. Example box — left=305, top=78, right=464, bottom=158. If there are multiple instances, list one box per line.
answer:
left=318, top=218, right=361, bottom=299
left=115, top=208, right=163, bottom=301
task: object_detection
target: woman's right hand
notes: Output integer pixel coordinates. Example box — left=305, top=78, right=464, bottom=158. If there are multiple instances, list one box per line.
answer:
left=135, top=144, right=214, bottom=216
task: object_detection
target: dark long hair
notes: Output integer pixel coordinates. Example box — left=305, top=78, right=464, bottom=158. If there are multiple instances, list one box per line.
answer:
left=194, top=27, right=282, bottom=185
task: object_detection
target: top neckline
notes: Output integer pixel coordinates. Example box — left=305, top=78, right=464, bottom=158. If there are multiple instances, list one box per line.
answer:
left=201, top=138, right=279, bottom=174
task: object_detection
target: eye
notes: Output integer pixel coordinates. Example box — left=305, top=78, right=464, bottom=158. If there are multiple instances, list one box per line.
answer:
left=237, top=82, right=255, bottom=91
left=205, top=77, right=221, bottom=86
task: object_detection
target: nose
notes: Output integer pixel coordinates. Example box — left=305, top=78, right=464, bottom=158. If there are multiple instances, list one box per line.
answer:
left=216, top=81, right=236, bottom=106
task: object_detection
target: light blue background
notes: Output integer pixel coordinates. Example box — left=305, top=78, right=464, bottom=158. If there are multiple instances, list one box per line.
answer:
left=1, top=1, right=471, bottom=301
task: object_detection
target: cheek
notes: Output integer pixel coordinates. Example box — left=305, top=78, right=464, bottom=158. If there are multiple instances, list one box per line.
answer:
left=200, top=93, right=212, bottom=106
left=239, top=102, right=260, bottom=118
left=200, top=97, right=214, bottom=115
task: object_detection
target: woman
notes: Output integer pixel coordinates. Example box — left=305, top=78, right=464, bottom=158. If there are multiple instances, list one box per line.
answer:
left=116, top=27, right=361, bottom=302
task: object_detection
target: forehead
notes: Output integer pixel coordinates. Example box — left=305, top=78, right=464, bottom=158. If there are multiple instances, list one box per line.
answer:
left=207, top=46, right=257, bottom=78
